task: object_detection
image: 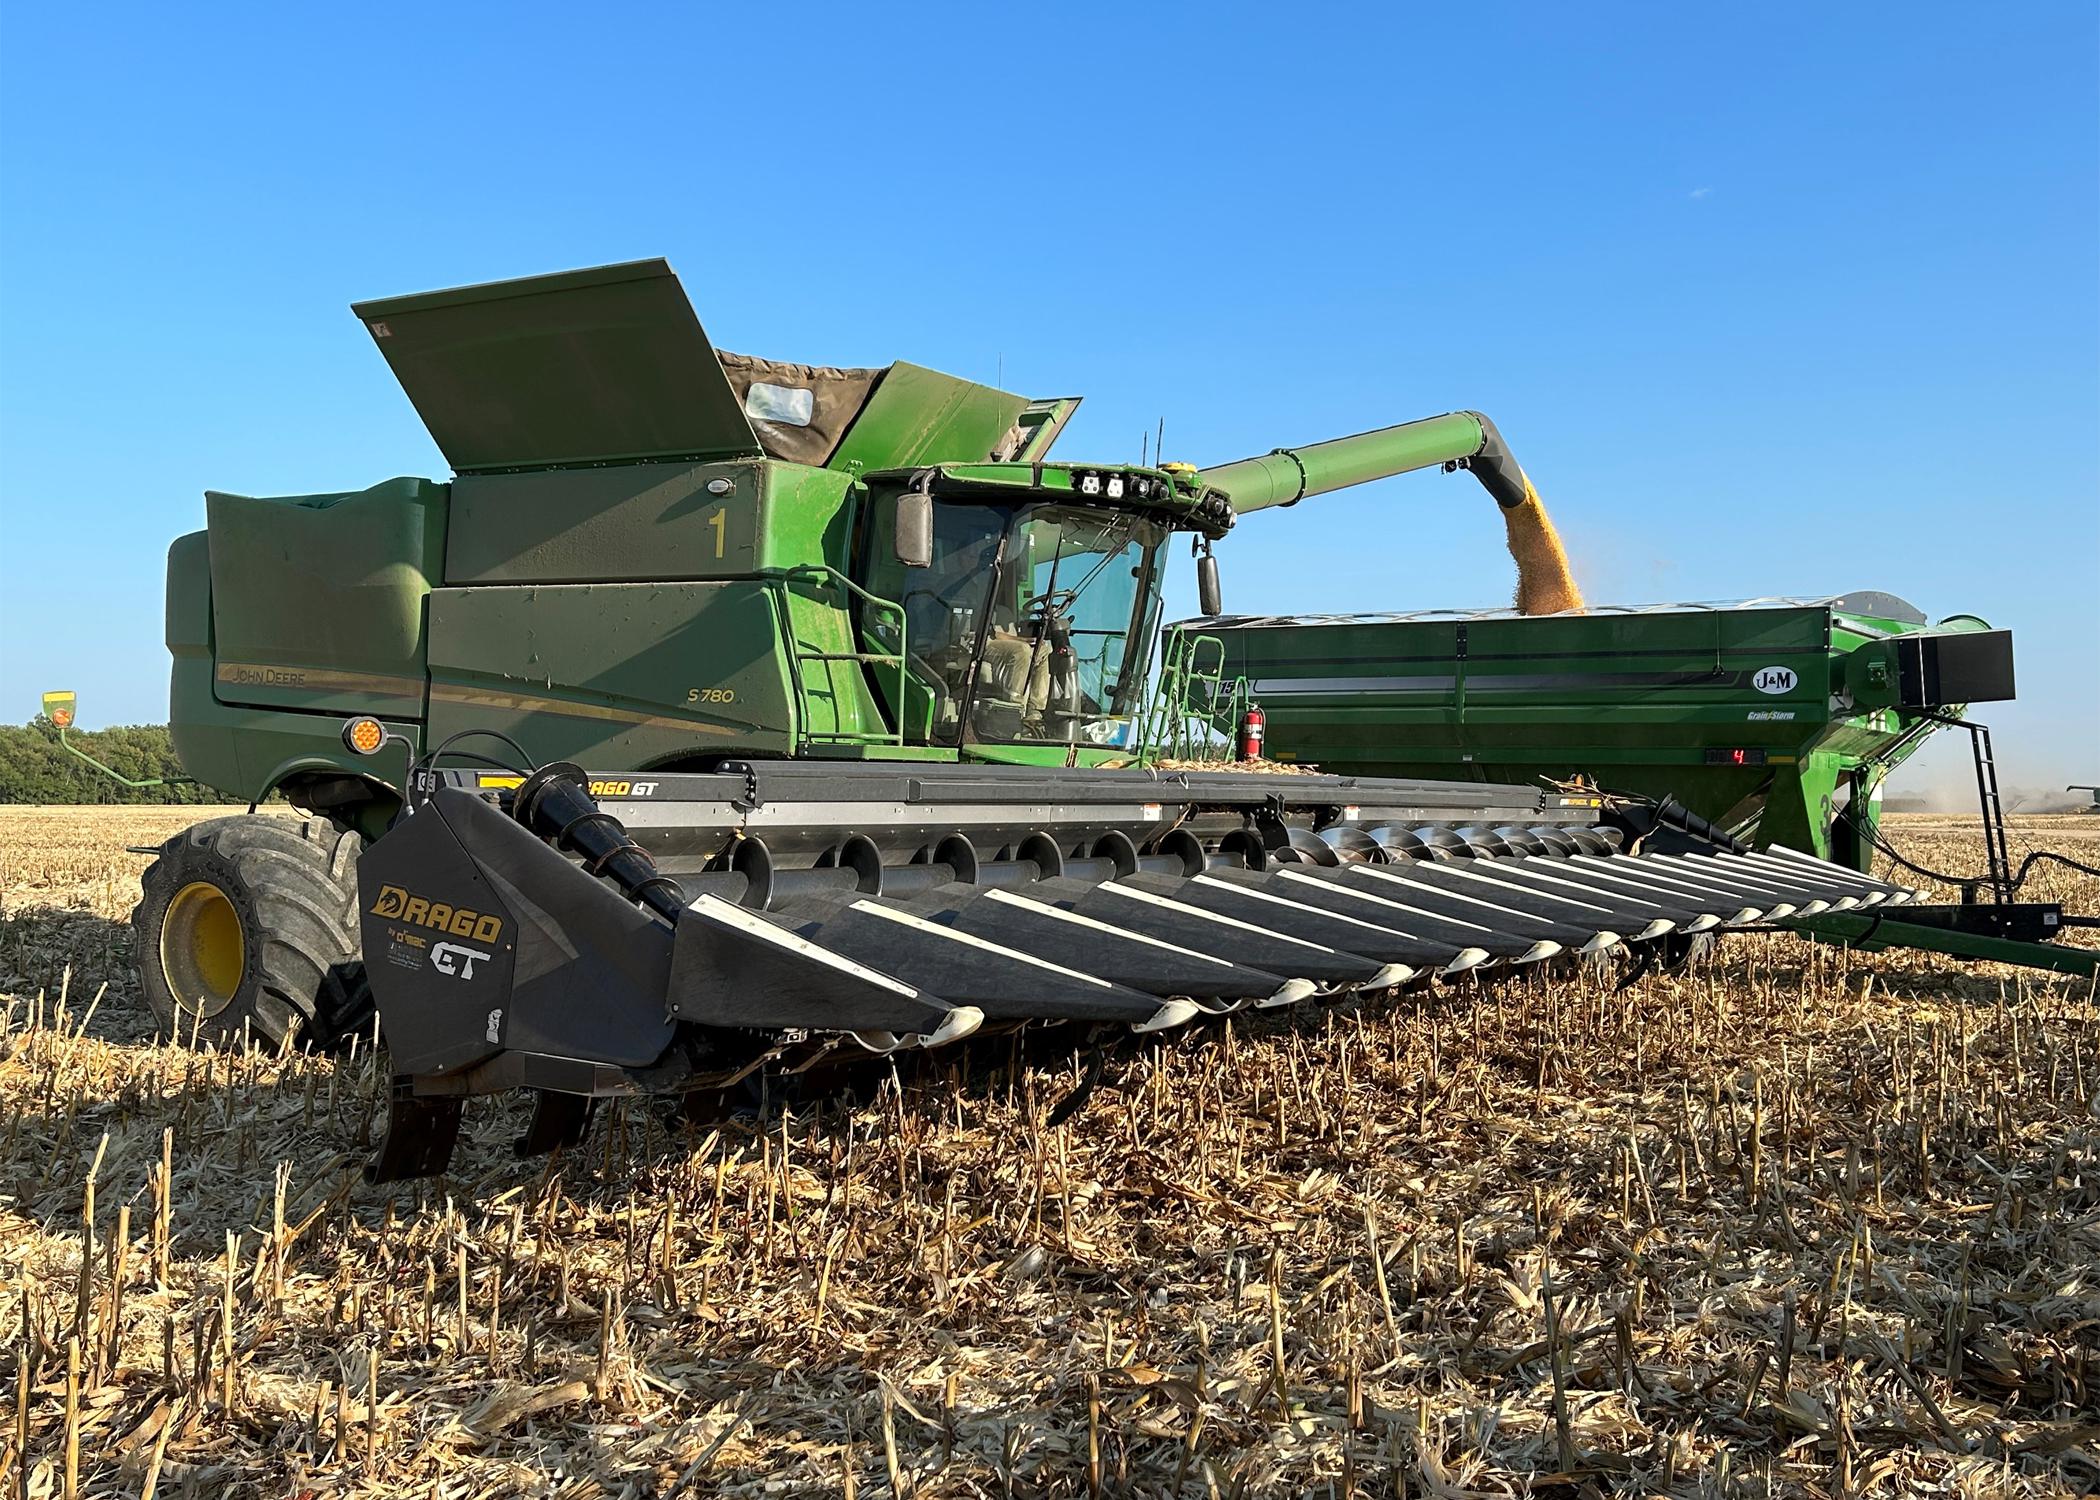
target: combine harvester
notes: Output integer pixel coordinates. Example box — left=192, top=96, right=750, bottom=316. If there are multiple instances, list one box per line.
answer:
left=74, top=261, right=1933, bottom=1179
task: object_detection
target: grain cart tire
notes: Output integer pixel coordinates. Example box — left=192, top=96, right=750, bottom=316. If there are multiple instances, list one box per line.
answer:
left=132, top=814, right=374, bottom=1049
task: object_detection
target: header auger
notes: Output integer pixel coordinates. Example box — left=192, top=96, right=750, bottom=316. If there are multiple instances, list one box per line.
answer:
left=118, top=259, right=1919, bottom=1180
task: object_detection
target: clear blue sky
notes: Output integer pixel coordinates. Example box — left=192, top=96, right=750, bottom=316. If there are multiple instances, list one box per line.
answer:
left=3, top=3, right=2093, bottom=800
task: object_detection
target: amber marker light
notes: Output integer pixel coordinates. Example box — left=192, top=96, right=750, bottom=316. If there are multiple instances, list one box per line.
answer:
left=342, top=716, right=387, bottom=755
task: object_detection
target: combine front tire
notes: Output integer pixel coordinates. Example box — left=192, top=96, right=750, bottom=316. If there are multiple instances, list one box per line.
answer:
left=133, top=815, right=374, bottom=1049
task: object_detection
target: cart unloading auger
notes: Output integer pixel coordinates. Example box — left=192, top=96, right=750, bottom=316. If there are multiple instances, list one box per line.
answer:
left=97, top=258, right=1905, bottom=1181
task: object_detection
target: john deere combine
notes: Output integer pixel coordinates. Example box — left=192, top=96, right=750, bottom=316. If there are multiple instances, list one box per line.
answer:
left=123, top=260, right=1922, bottom=1179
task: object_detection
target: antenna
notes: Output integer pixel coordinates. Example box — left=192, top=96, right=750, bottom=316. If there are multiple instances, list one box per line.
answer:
left=1155, top=418, right=1166, bottom=466
left=1141, top=430, right=1150, bottom=467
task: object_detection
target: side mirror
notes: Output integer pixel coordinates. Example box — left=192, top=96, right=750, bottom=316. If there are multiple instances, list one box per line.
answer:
left=894, top=489, right=934, bottom=568
left=1197, top=552, right=1223, bottom=617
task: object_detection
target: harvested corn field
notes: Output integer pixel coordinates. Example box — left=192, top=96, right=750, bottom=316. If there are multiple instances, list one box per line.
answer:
left=1, top=806, right=2097, bottom=1497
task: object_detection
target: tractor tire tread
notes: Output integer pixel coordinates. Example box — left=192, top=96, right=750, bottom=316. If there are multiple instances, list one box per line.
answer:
left=132, top=812, right=374, bottom=1050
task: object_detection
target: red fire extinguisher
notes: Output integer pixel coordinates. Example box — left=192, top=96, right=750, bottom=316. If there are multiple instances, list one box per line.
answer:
left=1237, top=702, right=1266, bottom=762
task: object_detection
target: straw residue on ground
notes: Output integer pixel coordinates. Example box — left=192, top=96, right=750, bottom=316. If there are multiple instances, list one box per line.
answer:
left=2, top=806, right=2097, bottom=1497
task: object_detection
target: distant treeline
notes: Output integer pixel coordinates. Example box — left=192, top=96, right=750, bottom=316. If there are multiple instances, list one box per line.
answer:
left=0, top=719, right=226, bottom=805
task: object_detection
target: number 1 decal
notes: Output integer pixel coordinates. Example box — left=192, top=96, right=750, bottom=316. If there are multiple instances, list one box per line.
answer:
left=706, top=509, right=726, bottom=559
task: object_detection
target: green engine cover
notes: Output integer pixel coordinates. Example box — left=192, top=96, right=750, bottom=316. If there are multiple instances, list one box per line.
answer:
left=426, top=582, right=798, bottom=765
left=205, top=476, right=447, bottom=720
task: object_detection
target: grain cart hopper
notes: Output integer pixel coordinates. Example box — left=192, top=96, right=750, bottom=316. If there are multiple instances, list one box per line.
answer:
left=1177, top=597, right=2015, bottom=867
left=126, top=260, right=1922, bottom=1179
left=1177, top=603, right=2099, bottom=975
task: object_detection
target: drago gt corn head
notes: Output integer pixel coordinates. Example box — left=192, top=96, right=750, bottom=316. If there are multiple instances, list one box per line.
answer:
left=357, top=758, right=1919, bottom=1179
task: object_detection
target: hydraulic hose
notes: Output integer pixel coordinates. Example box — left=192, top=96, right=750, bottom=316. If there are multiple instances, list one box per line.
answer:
left=1838, top=803, right=2100, bottom=892
left=513, top=762, right=690, bottom=924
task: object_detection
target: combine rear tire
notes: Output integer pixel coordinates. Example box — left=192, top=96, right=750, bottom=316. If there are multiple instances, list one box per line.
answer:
left=133, top=815, right=374, bottom=1049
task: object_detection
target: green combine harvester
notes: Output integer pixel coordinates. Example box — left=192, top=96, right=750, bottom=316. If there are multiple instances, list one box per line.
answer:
left=65, top=259, right=2052, bottom=1181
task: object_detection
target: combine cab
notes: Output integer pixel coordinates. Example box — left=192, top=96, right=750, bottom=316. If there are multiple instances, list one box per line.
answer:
left=125, top=260, right=1932, bottom=1179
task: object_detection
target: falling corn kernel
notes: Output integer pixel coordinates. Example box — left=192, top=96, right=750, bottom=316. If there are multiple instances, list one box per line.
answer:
left=1502, top=481, right=1585, bottom=615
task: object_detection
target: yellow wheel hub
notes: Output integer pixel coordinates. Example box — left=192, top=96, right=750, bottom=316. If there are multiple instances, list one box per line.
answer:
left=160, top=881, right=246, bottom=1017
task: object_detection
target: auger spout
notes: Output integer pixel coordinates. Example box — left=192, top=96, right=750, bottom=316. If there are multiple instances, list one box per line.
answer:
left=1199, top=410, right=1501, bottom=513
left=1199, top=410, right=1583, bottom=614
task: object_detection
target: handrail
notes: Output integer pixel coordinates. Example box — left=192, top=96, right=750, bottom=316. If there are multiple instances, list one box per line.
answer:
left=1138, top=631, right=1242, bottom=763
left=767, top=565, right=911, bottom=749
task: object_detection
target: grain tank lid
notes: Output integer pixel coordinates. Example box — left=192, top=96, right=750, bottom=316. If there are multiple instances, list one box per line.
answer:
left=714, top=351, right=884, bottom=467
left=351, top=259, right=765, bottom=473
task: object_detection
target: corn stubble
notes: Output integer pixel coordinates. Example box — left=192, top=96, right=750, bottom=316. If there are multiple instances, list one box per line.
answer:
left=1, top=805, right=2096, bottom=1497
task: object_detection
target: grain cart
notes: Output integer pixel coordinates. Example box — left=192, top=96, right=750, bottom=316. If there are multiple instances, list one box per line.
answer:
left=1178, top=597, right=2015, bottom=867
left=126, top=260, right=1919, bottom=1178
left=1179, top=602, right=2100, bottom=975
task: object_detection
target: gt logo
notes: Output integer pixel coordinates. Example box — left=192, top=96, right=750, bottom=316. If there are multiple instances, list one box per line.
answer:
left=431, top=941, right=492, bottom=980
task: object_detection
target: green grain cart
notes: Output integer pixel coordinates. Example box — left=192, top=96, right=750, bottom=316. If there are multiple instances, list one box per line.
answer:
left=1177, top=598, right=2016, bottom=869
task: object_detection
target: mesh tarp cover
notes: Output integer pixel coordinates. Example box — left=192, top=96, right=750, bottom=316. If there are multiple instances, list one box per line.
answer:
left=716, top=351, right=882, bottom=466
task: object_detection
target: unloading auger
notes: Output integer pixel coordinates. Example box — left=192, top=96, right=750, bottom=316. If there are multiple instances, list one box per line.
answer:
left=1201, top=410, right=1584, bottom=615
left=99, top=258, right=1915, bottom=1180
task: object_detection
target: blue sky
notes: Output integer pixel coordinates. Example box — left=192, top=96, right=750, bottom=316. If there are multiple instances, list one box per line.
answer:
left=3, top=3, right=2094, bottom=799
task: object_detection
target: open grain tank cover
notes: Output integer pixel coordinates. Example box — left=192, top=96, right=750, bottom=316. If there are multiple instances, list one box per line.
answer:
left=352, top=259, right=765, bottom=473
left=714, top=352, right=883, bottom=467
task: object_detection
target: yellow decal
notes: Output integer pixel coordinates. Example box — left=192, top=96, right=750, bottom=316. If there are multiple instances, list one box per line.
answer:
left=426, top=682, right=735, bottom=737
left=217, top=662, right=425, bottom=697
left=369, top=884, right=505, bottom=943
left=472, top=775, right=654, bottom=798
left=685, top=688, right=736, bottom=704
